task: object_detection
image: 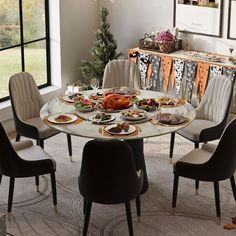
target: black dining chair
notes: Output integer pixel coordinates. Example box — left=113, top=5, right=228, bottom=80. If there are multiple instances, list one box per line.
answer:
left=79, top=139, right=143, bottom=236
left=9, top=71, right=73, bottom=161
left=172, top=118, right=236, bottom=224
left=0, top=122, right=57, bottom=219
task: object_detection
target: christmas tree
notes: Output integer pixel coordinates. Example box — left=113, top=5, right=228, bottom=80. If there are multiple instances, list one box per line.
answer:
left=80, top=7, right=123, bottom=85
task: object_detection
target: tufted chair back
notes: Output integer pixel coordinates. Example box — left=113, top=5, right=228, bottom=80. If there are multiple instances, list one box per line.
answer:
left=102, top=59, right=141, bottom=89
left=195, top=75, right=233, bottom=123
left=9, top=72, right=45, bottom=121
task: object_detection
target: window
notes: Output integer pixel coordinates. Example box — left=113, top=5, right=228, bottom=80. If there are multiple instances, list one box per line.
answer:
left=0, top=0, right=50, bottom=102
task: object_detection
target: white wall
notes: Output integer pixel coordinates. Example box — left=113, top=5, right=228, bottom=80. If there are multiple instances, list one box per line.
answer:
left=99, top=0, right=236, bottom=57
left=59, top=0, right=99, bottom=89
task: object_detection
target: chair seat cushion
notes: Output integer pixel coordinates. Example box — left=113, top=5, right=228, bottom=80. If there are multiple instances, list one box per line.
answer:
left=177, top=119, right=217, bottom=141
left=16, top=144, right=56, bottom=170
left=201, top=143, right=217, bottom=153
left=26, top=117, right=59, bottom=139
left=12, top=140, right=33, bottom=151
left=173, top=148, right=212, bottom=179
left=176, top=148, right=212, bottom=165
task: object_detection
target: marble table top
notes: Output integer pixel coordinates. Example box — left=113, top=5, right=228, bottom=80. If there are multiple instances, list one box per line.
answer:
left=40, top=89, right=196, bottom=140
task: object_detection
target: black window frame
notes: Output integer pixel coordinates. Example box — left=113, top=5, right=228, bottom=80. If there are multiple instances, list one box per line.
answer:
left=0, top=0, right=51, bottom=102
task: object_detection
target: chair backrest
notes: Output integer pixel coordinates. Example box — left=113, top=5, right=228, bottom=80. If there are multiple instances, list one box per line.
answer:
left=102, top=59, right=141, bottom=89
left=79, top=140, right=140, bottom=204
left=206, top=118, right=236, bottom=180
left=0, top=122, right=22, bottom=176
left=9, top=72, right=45, bottom=121
left=196, top=75, right=233, bottom=123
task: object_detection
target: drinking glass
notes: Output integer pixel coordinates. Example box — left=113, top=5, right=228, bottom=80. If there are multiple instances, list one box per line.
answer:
left=141, top=79, right=152, bottom=90
left=90, top=78, right=99, bottom=91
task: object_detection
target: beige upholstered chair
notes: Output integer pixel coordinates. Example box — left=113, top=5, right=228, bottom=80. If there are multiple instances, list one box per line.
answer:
left=9, top=72, right=73, bottom=160
left=169, top=75, right=233, bottom=163
left=102, top=59, right=141, bottom=89
left=172, top=118, right=236, bottom=224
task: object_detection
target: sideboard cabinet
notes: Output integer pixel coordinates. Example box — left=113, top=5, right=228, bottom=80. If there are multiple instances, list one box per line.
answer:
left=128, top=47, right=236, bottom=113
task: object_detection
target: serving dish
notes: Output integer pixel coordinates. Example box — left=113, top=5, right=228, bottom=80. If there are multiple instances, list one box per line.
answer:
left=121, top=109, right=148, bottom=121
left=104, top=123, right=136, bottom=135
left=88, top=113, right=115, bottom=123
left=74, top=99, right=96, bottom=112
left=62, top=93, right=84, bottom=103
left=155, top=113, right=187, bottom=125
left=135, top=98, right=159, bottom=112
left=47, top=113, right=78, bottom=124
left=104, top=86, right=139, bottom=95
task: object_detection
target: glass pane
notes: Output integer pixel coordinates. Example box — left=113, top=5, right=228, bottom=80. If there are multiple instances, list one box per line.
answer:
left=0, top=0, right=20, bottom=49
left=23, top=0, right=45, bottom=42
left=0, top=48, right=21, bottom=98
left=24, top=40, right=47, bottom=86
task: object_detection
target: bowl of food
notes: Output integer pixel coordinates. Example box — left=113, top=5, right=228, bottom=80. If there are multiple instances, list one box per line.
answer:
left=121, top=109, right=148, bottom=121
left=135, top=98, right=159, bottom=112
left=88, top=113, right=115, bottom=123
left=74, top=98, right=96, bottom=112
left=158, top=96, right=182, bottom=107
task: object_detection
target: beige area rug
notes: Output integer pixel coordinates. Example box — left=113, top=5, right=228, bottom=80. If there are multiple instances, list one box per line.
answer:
left=1, top=133, right=236, bottom=236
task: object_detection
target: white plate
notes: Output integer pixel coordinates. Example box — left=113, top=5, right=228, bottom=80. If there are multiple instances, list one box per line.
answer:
left=47, top=113, right=78, bottom=124
left=121, top=109, right=148, bottom=121
left=63, top=93, right=84, bottom=103
left=88, top=114, right=116, bottom=123
left=62, top=95, right=75, bottom=103
left=104, top=124, right=136, bottom=135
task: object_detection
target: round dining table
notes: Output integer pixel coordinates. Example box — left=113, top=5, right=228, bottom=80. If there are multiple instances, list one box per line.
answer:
left=40, top=89, right=196, bottom=194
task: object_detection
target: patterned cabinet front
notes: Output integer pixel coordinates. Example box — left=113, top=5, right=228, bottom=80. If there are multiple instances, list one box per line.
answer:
left=128, top=48, right=236, bottom=109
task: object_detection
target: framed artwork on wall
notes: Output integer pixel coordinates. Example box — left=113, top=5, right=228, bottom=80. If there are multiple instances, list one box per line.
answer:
left=228, top=0, right=236, bottom=40
left=173, top=0, right=223, bottom=37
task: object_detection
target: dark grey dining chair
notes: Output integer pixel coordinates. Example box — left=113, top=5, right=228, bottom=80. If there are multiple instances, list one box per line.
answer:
left=169, top=75, right=233, bottom=163
left=79, top=139, right=143, bottom=236
left=172, top=118, right=236, bottom=224
left=0, top=122, right=57, bottom=219
left=9, top=72, right=73, bottom=161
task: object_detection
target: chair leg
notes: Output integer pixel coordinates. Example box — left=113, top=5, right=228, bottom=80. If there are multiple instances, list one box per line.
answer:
left=50, top=172, right=57, bottom=212
left=0, top=174, right=2, bottom=184
left=136, top=195, right=141, bottom=222
left=213, top=181, right=221, bottom=224
left=125, top=201, right=134, bottom=236
left=83, top=201, right=92, bottom=236
left=194, top=142, right=199, bottom=149
left=35, top=176, right=39, bottom=192
left=66, top=134, right=72, bottom=161
left=83, top=198, right=88, bottom=215
left=169, top=132, right=175, bottom=164
left=172, top=174, right=179, bottom=214
left=230, top=176, right=236, bottom=201
left=8, top=177, right=15, bottom=215
left=195, top=180, right=199, bottom=195
left=15, top=134, right=21, bottom=142
left=36, top=139, right=44, bottom=149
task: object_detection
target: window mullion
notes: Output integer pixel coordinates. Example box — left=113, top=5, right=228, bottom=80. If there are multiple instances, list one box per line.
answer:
left=19, top=0, right=25, bottom=71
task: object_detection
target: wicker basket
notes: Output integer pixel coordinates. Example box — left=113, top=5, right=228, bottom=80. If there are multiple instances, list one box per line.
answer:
left=139, top=34, right=157, bottom=50
left=139, top=35, right=182, bottom=53
left=139, top=37, right=153, bottom=50
left=158, top=41, right=175, bottom=53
